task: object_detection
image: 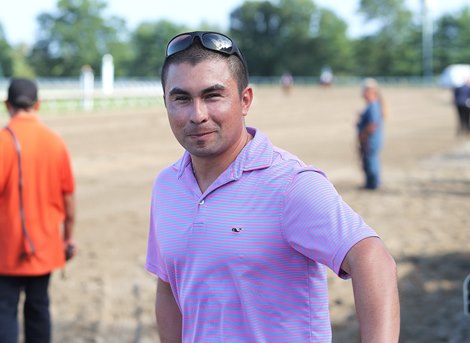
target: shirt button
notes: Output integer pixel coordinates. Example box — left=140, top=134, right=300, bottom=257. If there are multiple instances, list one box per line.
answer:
left=199, top=200, right=205, bottom=205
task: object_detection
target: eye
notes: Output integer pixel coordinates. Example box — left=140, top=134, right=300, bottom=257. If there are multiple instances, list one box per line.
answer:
left=205, top=92, right=222, bottom=100
left=173, top=95, right=190, bottom=102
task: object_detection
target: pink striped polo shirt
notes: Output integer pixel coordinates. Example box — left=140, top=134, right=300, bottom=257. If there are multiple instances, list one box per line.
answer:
left=146, top=127, right=378, bottom=342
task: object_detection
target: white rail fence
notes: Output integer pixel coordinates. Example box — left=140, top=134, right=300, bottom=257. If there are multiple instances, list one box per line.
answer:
left=0, top=75, right=443, bottom=114
left=0, top=79, right=164, bottom=113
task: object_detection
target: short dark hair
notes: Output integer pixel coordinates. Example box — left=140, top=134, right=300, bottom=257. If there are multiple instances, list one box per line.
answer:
left=161, top=39, right=249, bottom=96
left=7, top=78, right=38, bottom=109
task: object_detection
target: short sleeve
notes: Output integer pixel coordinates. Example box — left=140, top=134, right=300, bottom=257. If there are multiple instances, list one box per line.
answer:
left=60, top=145, right=75, bottom=194
left=281, top=169, right=378, bottom=276
left=370, top=103, right=382, bottom=124
left=145, top=182, right=169, bottom=282
left=0, top=131, right=14, bottom=193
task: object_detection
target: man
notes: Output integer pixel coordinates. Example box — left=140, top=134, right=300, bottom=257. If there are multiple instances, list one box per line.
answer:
left=357, top=78, right=385, bottom=190
left=146, top=31, right=399, bottom=342
left=453, top=77, right=470, bottom=136
left=0, top=78, right=76, bottom=343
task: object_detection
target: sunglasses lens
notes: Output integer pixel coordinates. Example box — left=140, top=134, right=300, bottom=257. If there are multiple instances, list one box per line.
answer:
left=201, top=33, right=233, bottom=54
left=165, top=32, right=246, bottom=73
left=166, top=34, right=193, bottom=56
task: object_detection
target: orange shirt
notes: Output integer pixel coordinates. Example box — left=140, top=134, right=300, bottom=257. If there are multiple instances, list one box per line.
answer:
left=0, top=113, right=75, bottom=275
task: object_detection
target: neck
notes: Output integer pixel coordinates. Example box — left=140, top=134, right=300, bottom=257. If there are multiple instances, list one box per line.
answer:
left=191, top=130, right=252, bottom=193
left=10, top=109, right=35, bottom=118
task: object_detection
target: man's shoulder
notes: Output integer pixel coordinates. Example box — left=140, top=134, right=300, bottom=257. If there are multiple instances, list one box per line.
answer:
left=0, top=126, right=10, bottom=137
left=268, top=146, right=325, bottom=180
left=36, top=124, right=70, bottom=150
left=154, top=158, right=184, bottom=183
left=271, top=145, right=305, bottom=167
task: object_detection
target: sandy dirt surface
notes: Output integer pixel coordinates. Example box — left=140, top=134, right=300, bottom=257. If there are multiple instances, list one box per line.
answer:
left=2, top=85, right=469, bottom=342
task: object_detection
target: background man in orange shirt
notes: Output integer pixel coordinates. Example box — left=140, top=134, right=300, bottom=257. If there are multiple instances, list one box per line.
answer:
left=0, top=78, right=76, bottom=343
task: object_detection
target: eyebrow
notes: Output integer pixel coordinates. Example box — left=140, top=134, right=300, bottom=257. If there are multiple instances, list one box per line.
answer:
left=202, top=84, right=226, bottom=94
left=168, top=87, right=189, bottom=97
left=168, top=84, right=226, bottom=97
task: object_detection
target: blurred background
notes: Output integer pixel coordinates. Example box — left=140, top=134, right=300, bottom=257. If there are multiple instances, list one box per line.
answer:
left=1, top=1, right=470, bottom=342
left=0, top=0, right=469, bottom=111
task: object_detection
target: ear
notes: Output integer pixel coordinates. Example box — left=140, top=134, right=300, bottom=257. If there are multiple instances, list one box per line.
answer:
left=5, top=101, right=14, bottom=115
left=33, top=100, right=41, bottom=111
left=241, top=86, right=253, bottom=117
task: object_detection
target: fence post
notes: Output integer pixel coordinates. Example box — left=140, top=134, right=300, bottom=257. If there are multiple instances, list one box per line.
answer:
left=80, top=65, right=94, bottom=111
left=102, top=54, right=114, bottom=95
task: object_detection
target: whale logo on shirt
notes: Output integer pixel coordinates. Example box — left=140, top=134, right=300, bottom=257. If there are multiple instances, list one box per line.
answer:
left=231, top=227, right=243, bottom=233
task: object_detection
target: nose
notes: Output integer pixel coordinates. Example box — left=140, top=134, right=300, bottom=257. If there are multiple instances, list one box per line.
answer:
left=190, top=98, right=209, bottom=124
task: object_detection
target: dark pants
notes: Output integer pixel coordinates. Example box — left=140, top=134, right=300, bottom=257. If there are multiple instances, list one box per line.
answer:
left=0, top=274, right=51, bottom=343
left=361, top=148, right=381, bottom=189
left=457, top=105, right=470, bottom=134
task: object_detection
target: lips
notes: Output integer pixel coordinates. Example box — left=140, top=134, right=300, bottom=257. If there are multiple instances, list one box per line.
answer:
left=191, top=132, right=211, bottom=137
left=187, top=129, right=216, bottom=138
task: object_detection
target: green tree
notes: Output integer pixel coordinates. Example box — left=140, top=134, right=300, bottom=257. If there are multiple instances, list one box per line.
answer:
left=276, top=0, right=318, bottom=75
left=230, top=0, right=351, bottom=77
left=0, top=23, right=14, bottom=77
left=359, top=0, right=406, bottom=24
left=434, top=6, right=470, bottom=73
left=28, top=0, right=129, bottom=77
left=11, top=45, right=36, bottom=78
left=230, top=1, right=284, bottom=76
left=313, top=9, right=353, bottom=75
left=355, top=0, right=420, bottom=76
left=128, top=20, right=188, bottom=78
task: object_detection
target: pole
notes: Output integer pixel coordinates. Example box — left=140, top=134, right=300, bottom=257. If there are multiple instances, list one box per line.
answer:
left=422, top=0, right=433, bottom=81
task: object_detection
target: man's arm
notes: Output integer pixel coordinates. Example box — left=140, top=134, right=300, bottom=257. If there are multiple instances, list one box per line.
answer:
left=341, top=237, right=400, bottom=343
left=156, top=278, right=182, bottom=343
left=359, top=122, right=377, bottom=142
left=63, top=192, right=76, bottom=259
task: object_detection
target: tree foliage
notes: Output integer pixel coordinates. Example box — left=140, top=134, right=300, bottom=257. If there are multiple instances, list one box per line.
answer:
left=359, top=0, right=408, bottom=25
left=128, top=20, right=188, bottom=77
left=434, top=6, right=470, bottom=73
left=28, top=0, right=129, bottom=77
left=313, top=9, right=353, bottom=74
left=354, top=0, right=421, bottom=76
left=0, top=0, right=469, bottom=78
left=0, top=24, right=13, bottom=77
left=229, top=0, right=352, bottom=76
left=230, top=1, right=284, bottom=75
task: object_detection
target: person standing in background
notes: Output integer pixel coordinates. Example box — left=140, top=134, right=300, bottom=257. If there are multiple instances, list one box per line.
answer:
left=281, top=71, right=294, bottom=95
left=320, top=65, right=333, bottom=87
left=453, top=77, right=470, bottom=136
left=0, top=78, right=76, bottom=343
left=357, top=78, right=385, bottom=190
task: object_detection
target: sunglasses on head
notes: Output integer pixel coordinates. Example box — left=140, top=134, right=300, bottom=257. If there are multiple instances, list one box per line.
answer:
left=166, top=31, right=248, bottom=73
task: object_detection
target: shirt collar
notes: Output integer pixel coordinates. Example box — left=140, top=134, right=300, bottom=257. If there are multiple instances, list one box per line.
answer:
left=175, top=127, right=273, bottom=179
left=10, top=112, right=39, bottom=123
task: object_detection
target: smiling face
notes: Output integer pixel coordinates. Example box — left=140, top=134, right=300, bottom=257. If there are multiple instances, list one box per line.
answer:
left=163, top=58, right=253, bottom=164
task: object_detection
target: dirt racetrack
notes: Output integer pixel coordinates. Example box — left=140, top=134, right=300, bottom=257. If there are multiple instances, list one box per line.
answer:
left=2, top=85, right=469, bottom=342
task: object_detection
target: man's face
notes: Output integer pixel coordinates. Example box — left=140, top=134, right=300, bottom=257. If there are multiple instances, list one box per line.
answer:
left=163, top=59, right=252, bottom=161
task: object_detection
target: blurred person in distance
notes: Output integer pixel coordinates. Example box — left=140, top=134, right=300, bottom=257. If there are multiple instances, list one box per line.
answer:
left=281, top=71, right=294, bottom=95
left=453, top=76, right=470, bottom=136
left=357, top=78, right=386, bottom=190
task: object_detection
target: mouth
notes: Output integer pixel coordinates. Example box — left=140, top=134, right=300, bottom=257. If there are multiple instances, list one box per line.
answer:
left=187, top=130, right=215, bottom=138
